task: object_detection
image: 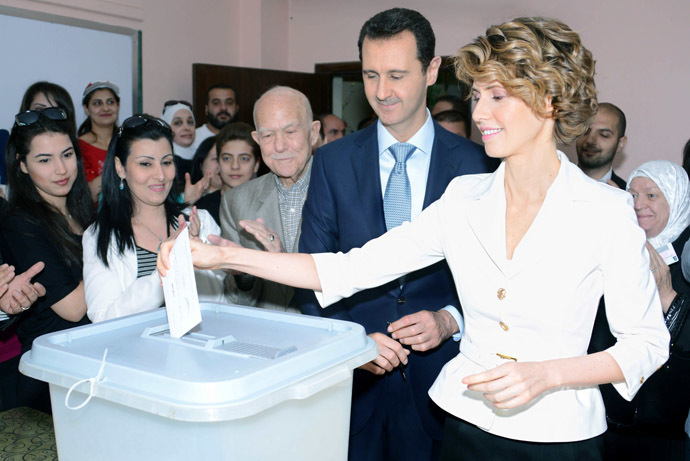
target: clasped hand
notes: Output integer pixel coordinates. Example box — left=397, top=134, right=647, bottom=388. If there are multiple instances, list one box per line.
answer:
left=360, top=309, right=458, bottom=375
left=463, top=361, right=554, bottom=410
left=0, top=262, right=46, bottom=315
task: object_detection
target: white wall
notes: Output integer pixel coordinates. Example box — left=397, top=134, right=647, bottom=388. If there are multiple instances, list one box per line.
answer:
left=2, top=0, right=688, bottom=177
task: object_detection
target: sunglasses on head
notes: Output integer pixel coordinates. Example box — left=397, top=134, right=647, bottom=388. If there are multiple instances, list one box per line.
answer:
left=117, top=115, right=172, bottom=138
left=163, top=100, right=192, bottom=110
left=14, top=107, right=67, bottom=127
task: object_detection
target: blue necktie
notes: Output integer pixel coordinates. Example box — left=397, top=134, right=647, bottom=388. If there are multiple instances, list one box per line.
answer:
left=384, top=143, right=416, bottom=231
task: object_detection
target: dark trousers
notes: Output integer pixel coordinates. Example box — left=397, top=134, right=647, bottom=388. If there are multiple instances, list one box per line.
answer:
left=15, top=370, right=51, bottom=414
left=0, top=355, right=20, bottom=411
left=602, top=428, right=685, bottom=460
left=348, top=371, right=440, bottom=461
left=440, top=415, right=604, bottom=461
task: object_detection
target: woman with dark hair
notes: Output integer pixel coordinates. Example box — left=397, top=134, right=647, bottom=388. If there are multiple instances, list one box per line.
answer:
left=83, top=115, right=225, bottom=323
left=0, top=108, right=94, bottom=411
left=20, top=81, right=77, bottom=136
left=78, top=81, right=120, bottom=202
left=188, top=136, right=223, bottom=223
left=160, top=17, right=670, bottom=459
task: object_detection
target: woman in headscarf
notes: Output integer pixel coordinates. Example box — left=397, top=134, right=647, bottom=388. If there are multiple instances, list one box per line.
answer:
left=590, top=160, right=690, bottom=460
left=161, top=100, right=196, bottom=179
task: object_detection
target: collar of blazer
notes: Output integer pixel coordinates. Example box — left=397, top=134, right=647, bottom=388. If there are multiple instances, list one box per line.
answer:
left=464, top=151, right=603, bottom=278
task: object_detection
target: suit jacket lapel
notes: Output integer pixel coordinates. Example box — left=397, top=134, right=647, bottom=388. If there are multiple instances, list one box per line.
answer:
left=423, top=126, right=461, bottom=209
left=351, top=125, right=387, bottom=238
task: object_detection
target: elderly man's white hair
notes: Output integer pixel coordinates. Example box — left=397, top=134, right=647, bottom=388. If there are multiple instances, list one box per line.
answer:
left=252, top=86, right=313, bottom=128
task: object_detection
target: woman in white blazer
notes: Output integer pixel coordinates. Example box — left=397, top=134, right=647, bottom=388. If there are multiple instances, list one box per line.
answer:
left=84, top=115, right=225, bottom=323
left=159, top=17, right=669, bottom=460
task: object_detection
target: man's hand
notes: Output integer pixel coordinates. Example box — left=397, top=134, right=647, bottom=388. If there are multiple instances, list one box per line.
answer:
left=359, top=332, right=410, bottom=375
left=239, top=218, right=283, bottom=252
left=388, top=309, right=458, bottom=352
left=0, top=261, right=46, bottom=315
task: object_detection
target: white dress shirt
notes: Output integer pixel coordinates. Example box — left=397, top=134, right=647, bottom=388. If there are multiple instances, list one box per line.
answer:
left=377, top=110, right=434, bottom=219
left=311, top=152, right=669, bottom=442
left=377, top=112, right=463, bottom=338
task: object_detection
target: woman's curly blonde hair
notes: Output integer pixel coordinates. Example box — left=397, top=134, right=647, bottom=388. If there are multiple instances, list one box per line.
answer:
left=455, top=17, right=597, bottom=144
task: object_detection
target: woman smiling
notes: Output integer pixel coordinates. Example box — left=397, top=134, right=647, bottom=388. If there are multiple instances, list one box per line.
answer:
left=83, top=115, right=226, bottom=323
left=0, top=108, right=94, bottom=411
left=160, top=17, right=670, bottom=459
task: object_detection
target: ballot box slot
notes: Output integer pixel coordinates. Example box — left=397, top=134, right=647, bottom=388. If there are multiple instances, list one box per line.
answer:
left=141, top=324, right=297, bottom=360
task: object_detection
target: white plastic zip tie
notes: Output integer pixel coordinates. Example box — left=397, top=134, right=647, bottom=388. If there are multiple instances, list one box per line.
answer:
left=65, top=348, right=108, bottom=410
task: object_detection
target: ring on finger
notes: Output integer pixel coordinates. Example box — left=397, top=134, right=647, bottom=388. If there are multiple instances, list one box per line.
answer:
left=21, top=306, right=29, bottom=311
left=269, top=234, right=275, bottom=242
left=651, top=266, right=658, bottom=273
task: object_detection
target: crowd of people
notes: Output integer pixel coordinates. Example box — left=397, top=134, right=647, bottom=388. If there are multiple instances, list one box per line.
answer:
left=0, top=6, right=689, bottom=461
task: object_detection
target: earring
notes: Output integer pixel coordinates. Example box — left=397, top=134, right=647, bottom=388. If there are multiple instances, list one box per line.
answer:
left=119, top=178, right=124, bottom=190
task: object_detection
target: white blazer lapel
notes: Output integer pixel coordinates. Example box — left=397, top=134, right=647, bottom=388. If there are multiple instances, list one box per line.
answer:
left=465, top=164, right=509, bottom=276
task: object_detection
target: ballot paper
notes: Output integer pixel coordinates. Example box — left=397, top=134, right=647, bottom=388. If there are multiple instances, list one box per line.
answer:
left=656, top=242, right=679, bottom=266
left=161, top=227, right=202, bottom=338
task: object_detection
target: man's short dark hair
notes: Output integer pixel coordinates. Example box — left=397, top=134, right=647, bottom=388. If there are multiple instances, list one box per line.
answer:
left=598, top=102, right=626, bottom=138
left=206, top=83, right=236, bottom=104
left=433, top=109, right=468, bottom=127
left=433, top=95, right=464, bottom=112
left=357, top=8, right=435, bottom=73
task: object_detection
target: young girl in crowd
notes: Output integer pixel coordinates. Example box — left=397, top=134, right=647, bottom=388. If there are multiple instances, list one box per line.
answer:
left=192, top=122, right=260, bottom=225
left=78, top=81, right=120, bottom=202
left=160, top=17, right=670, bottom=460
left=83, top=115, right=226, bottom=323
left=188, top=136, right=223, bottom=223
left=216, top=122, right=261, bottom=191
left=1, top=108, right=94, bottom=412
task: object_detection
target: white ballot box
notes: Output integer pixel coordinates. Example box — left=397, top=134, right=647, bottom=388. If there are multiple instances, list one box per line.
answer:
left=19, top=303, right=377, bottom=461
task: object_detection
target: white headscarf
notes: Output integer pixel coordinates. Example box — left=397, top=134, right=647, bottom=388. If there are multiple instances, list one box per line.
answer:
left=627, top=160, right=690, bottom=247
left=162, top=103, right=196, bottom=160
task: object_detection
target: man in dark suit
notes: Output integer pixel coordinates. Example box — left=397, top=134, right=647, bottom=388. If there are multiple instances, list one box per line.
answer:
left=576, top=102, right=628, bottom=189
left=296, top=8, right=496, bottom=461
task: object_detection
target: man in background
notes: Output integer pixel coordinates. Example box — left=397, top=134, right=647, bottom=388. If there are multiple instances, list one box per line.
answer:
left=318, top=113, right=347, bottom=144
left=433, top=109, right=468, bottom=138
left=575, top=102, right=628, bottom=189
left=193, top=83, right=239, bottom=149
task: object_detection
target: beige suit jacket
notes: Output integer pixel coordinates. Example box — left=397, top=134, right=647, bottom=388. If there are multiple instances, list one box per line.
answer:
left=220, top=173, right=300, bottom=313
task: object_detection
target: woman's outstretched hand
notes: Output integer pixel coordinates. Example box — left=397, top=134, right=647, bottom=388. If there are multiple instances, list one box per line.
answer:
left=158, top=230, right=239, bottom=278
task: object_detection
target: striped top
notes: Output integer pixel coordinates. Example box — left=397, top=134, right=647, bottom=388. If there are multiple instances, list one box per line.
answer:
left=135, top=245, right=158, bottom=279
